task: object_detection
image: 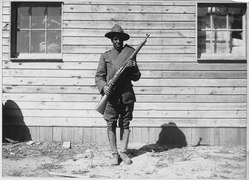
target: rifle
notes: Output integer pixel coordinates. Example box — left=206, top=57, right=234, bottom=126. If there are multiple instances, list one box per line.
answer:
left=96, top=34, right=150, bottom=115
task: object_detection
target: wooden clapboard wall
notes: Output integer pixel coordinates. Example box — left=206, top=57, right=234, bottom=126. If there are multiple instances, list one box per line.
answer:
left=2, top=0, right=247, bottom=145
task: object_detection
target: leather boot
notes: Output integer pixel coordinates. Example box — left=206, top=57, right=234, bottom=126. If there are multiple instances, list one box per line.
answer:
left=107, top=130, right=119, bottom=165
left=119, top=129, right=132, bottom=165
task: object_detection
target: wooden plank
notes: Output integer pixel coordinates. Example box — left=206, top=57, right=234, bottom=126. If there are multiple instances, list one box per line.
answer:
left=148, top=127, right=157, bottom=144
left=3, top=101, right=246, bottom=111
left=2, top=77, right=246, bottom=87
left=63, top=37, right=195, bottom=46
left=0, top=0, right=2, bottom=126
left=132, top=127, right=142, bottom=143
left=2, top=14, right=10, bottom=23
left=63, top=4, right=196, bottom=13
left=134, top=86, right=247, bottom=95
left=2, top=30, right=9, bottom=38
left=2, top=85, right=99, bottom=94
left=2, top=37, right=9, bottom=46
left=2, top=53, right=200, bottom=62
left=209, top=128, right=246, bottom=146
left=2, top=45, right=9, bottom=53
left=90, top=127, right=96, bottom=143
left=63, top=45, right=195, bottom=54
left=28, top=127, right=39, bottom=142
left=3, top=62, right=246, bottom=71
left=64, top=21, right=196, bottom=30
left=63, top=1, right=195, bottom=6
left=82, top=128, right=92, bottom=143
left=3, top=93, right=246, bottom=103
left=72, top=127, right=83, bottom=143
left=95, top=127, right=107, bottom=143
left=62, top=53, right=197, bottom=62
left=2, top=22, right=10, bottom=31
left=63, top=12, right=195, bottom=21
left=2, top=1, right=10, bottom=7
left=178, top=127, right=191, bottom=146
left=141, top=127, right=149, bottom=144
left=3, top=70, right=246, bottom=79
left=2, top=6, right=10, bottom=15
left=134, top=79, right=246, bottom=87
left=247, top=3, right=249, bottom=178
left=191, top=128, right=210, bottom=146
left=61, top=127, right=73, bottom=142
left=3, top=69, right=96, bottom=77
left=7, top=117, right=245, bottom=128
left=2, top=86, right=247, bottom=95
left=39, top=127, right=52, bottom=141
left=3, top=109, right=246, bottom=119
left=63, top=29, right=196, bottom=38
left=7, top=126, right=247, bottom=145
left=52, top=127, right=62, bottom=141
left=2, top=76, right=246, bottom=87
left=238, top=128, right=247, bottom=145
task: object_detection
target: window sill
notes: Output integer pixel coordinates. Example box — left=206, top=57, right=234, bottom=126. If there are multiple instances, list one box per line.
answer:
left=11, top=53, right=63, bottom=62
left=197, top=54, right=247, bottom=63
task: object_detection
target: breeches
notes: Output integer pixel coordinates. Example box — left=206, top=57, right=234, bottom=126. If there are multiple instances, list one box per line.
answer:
left=104, top=101, right=134, bottom=131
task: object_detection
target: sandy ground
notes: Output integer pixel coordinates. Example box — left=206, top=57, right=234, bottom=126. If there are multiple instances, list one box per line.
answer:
left=2, top=141, right=247, bottom=179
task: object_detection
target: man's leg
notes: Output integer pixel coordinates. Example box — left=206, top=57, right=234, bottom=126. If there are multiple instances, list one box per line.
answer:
left=107, top=121, right=119, bottom=165
left=104, top=101, right=119, bottom=165
left=119, top=103, right=134, bottom=165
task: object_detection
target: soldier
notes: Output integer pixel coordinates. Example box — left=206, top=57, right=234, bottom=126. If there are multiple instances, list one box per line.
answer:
left=95, top=24, right=141, bottom=165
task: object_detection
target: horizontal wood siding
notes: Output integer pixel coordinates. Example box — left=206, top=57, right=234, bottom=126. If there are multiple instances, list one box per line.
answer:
left=2, top=0, right=246, bottom=145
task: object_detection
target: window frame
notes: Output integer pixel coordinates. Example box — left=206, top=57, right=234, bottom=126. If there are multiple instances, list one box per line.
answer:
left=10, top=2, right=63, bottom=61
left=197, top=3, right=247, bottom=61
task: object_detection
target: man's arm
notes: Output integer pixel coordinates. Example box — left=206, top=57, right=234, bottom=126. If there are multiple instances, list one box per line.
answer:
left=95, top=54, right=108, bottom=95
left=127, top=58, right=141, bottom=81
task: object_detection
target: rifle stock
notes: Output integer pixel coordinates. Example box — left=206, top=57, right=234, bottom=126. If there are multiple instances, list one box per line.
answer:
left=95, top=34, right=150, bottom=115
left=96, top=94, right=108, bottom=115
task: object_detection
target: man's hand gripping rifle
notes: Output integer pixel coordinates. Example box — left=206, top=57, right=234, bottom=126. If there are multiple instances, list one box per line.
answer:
left=96, top=34, right=150, bottom=115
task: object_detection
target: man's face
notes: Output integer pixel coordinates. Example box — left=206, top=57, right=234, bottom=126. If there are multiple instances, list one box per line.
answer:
left=112, top=35, right=124, bottom=51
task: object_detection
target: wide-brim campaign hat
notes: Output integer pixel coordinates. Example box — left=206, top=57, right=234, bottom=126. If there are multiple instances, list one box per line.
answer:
left=105, top=24, right=130, bottom=41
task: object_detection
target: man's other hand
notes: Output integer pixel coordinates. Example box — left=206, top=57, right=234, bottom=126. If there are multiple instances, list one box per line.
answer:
left=103, top=85, right=111, bottom=96
left=126, top=59, right=136, bottom=68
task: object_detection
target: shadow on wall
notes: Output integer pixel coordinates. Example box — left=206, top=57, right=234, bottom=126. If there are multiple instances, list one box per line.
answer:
left=156, top=122, right=187, bottom=148
left=129, top=122, right=187, bottom=157
left=2, top=100, right=32, bottom=142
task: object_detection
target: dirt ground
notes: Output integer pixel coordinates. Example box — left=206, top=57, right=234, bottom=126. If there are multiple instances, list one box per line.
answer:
left=2, top=140, right=247, bottom=179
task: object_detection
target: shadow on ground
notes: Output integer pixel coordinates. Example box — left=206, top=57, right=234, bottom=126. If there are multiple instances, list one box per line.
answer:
left=128, top=122, right=187, bottom=158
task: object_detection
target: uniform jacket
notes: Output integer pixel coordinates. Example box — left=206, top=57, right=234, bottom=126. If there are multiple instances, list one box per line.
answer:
left=95, top=44, right=141, bottom=104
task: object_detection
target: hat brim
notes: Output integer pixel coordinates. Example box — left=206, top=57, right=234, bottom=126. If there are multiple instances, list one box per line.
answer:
left=105, top=32, right=130, bottom=41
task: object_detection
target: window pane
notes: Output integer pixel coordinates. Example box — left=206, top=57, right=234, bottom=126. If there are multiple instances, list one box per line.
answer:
left=212, top=7, right=227, bottom=16
left=31, top=6, right=45, bottom=29
left=199, top=31, right=213, bottom=54
left=198, top=7, right=211, bottom=29
left=31, top=30, right=45, bottom=53
left=17, top=7, right=29, bottom=29
left=47, top=6, right=61, bottom=29
left=229, top=14, right=242, bottom=29
left=230, top=31, right=244, bottom=55
left=229, top=7, right=243, bottom=15
left=214, top=31, right=228, bottom=53
left=213, top=14, right=226, bottom=29
left=47, top=30, right=61, bottom=53
left=17, top=30, right=29, bottom=53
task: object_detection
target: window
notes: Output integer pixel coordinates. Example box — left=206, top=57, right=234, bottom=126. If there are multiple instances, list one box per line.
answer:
left=11, top=2, right=62, bottom=60
left=197, top=3, right=246, bottom=60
